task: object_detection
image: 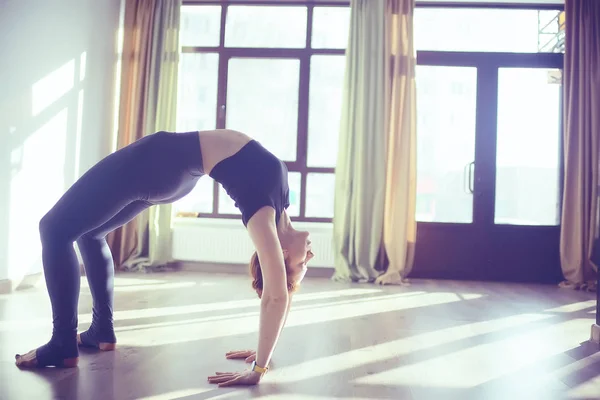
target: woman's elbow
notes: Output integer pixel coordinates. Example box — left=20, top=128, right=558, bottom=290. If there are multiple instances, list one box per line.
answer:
left=260, top=291, right=289, bottom=305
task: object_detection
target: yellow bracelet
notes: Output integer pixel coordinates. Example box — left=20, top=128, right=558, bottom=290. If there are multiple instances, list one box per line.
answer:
left=251, top=361, right=269, bottom=374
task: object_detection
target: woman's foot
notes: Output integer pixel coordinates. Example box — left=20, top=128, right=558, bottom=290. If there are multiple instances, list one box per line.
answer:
left=15, top=341, right=79, bottom=369
left=77, top=328, right=116, bottom=351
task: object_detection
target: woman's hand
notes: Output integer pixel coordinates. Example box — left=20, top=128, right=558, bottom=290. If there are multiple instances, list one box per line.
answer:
left=225, top=350, right=256, bottom=363
left=208, top=370, right=262, bottom=387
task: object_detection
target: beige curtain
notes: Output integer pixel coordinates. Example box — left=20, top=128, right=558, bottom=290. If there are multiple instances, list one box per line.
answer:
left=333, top=0, right=417, bottom=283
left=106, top=0, right=181, bottom=271
left=333, top=0, right=387, bottom=282
left=377, top=0, right=417, bottom=285
left=559, top=0, right=600, bottom=291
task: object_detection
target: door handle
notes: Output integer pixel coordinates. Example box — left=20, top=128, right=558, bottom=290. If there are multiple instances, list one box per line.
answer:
left=467, top=161, right=475, bottom=194
left=218, top=104, right=226, bottom=124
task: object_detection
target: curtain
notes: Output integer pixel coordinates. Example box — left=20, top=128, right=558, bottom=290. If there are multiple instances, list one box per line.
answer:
left=377, top=0, right=417, bottom=285
left=559, top=0, right=600, bottom=292
left=106, top=0, right=182, bottom=271
left=332, top=0, right=417, bottom=283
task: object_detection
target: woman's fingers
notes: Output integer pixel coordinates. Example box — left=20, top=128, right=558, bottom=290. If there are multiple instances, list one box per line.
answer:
left=208, top=375, right=231, bottom=381
left=208, top=373, right=237, bottom=383
left=218, top=376, right=242, bottom=387
left=208, top=372, right=235, bottom=379
left=226, top=350, right=252, bottom=356
left=245, top=353, right=256, bottom=363
left=226, top=350, right=253, bottom=359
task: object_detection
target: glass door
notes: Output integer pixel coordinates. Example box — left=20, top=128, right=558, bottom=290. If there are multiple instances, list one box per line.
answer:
left=415, top=66, right=478, bottom=224
left=413, top=64, right=485, bottom=278
left=413, top=54, right=564, bottom=283
left=495, top=68, right=562, bottom=226
left=487, top=67, right=563, bottom=282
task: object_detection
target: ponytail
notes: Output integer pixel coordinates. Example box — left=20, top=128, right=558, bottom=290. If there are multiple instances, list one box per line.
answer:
left=249, top=251, right=263, bottom=298
left=248, top=251, right=298, bottom=298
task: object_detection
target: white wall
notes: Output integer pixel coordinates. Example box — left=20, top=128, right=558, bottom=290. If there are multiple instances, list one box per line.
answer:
left=0, top=0, right=122, bottom=287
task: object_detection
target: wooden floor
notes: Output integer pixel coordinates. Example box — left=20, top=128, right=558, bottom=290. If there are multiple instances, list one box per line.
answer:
left=0, top=269, right=599, bottom=400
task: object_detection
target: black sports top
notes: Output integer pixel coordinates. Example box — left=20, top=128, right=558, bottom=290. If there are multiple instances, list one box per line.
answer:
left=209, top=140, right=290, bottom=226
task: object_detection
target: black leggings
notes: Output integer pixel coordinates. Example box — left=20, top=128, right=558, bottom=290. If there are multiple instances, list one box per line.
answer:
left=35, top=131, right=203, bottom=366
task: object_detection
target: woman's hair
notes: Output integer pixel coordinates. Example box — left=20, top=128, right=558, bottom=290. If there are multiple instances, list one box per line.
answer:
left=249, top=251, right=298, bottom=298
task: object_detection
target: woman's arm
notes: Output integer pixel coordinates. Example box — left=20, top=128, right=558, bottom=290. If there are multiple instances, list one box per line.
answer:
left=225, top=296, right=293, bottom=364
left=208, top=207, right=291, bottom=387
left=246, top=206, right=290, bottom=370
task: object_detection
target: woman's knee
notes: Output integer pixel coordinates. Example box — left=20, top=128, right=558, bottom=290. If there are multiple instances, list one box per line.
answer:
left=39, top=213, right=55, bottom=238
left=39, top=212, right=73, bottom=243
left=77, top=232, right=104, bottom=245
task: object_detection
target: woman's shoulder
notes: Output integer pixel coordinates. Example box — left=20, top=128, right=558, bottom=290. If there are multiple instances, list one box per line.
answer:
left=245, top=205, right=278, bottom=232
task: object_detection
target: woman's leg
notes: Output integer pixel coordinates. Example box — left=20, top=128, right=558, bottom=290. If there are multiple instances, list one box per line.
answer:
left=76, top=200, right=150, bottom=350
left=15, top=131, right=203, bottom=368
left=15, top=150, right=144, bottom=368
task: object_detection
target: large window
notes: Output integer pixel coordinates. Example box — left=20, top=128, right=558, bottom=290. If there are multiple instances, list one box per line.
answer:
left=174, top=3, right=350, bottom=222
left=414, top=7, right=565, bottom=53
left=174, top=3, right=564, bottom=225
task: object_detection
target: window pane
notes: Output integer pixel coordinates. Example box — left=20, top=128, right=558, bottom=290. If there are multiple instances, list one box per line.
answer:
left=225, top=6, right=307, bottom=48
left=307, top=55, right=346, bottom=168
left=287, top=172, right=301, bottom=217
left=180, top=6, right=221, bottom=47
left=414, top=8, right=564, bottom=53
left=173, top=177, right=214, bottom=215
left=219, top=184, right=241, bottom=215
left=495, top=68, right=561, bottom=226
left=306, top=173, right=335, bottom=218
left=217, top=173, right=300, bottom=217
left=312, top=7, right=350, bottom=49
left=415, top=66, right=477, bottom=223
left=226, top=58, right=299, bottom=161
left=176, top=53, right=219, bottom=132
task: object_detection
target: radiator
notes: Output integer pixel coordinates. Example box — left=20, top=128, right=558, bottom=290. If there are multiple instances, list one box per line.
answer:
left=172, top=217, right=336, bottom=268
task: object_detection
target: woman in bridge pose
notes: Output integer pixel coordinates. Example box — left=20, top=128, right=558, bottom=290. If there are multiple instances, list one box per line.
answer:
left=16, top=129, right=314, bottom=387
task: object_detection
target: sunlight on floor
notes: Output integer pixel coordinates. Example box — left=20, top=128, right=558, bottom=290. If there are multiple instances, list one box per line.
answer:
left=111, top=291, right=482, bottom=347
left=81, top=280, right=201, bottom=292
left=139, top=388, right=213, bottom=400
left=270, top=312, right=551, bottom=384
left=569, top=374, right=600, bottom=399
left=109, top=277, right=174, bottom=286
left=0, top=272, right=597, bottom=399
left=354, top=318, right=590, bottom=388
left=544, top=300, right=597, bottom=313
left=0, top=287, right=387, bottom=332
left=554, top=348, right=600, bottom=393
left=253, top=396, right=374, bottom=400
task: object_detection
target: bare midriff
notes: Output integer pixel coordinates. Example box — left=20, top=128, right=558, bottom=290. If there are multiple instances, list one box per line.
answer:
left=197, top=129, right=253, bottom=176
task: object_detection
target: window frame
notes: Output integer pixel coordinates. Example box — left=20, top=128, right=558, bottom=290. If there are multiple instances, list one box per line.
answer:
left=180, top=0, right=348, bottom=223
left=178, top=1, right=564, bottom=224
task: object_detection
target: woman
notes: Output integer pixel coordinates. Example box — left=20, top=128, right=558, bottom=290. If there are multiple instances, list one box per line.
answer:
left=15, top=129, right=314, bottom=387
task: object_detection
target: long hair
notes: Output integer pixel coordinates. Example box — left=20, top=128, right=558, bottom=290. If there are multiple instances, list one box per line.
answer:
left=249, top=251, right=298, bottom=298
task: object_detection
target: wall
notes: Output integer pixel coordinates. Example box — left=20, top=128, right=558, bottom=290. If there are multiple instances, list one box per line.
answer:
left=0, top=0, right=122, bottom=289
